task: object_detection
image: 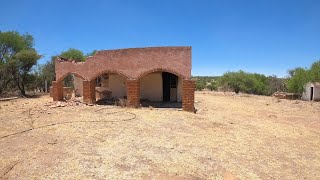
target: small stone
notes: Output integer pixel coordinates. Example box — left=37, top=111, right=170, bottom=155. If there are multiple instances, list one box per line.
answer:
left=268, top=114, right=277, bottom=118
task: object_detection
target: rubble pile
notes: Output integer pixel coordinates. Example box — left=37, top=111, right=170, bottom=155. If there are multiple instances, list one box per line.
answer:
left=272, top=92, right=301, bottom=100
left=44, top=97, right=87, bottom=108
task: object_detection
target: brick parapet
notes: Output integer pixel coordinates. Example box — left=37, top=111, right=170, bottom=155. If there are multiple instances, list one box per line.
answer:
left=55, top=46, right=192, bottom=81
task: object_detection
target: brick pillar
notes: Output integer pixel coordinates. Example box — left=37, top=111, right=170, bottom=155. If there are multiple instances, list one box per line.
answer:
left=127, top=79, right=140, bottom=107
left=182, top=79, right=195, bottom=112
left=83, top=80, right=96, bottom=104
left=52, top=81, right=63, bottom=101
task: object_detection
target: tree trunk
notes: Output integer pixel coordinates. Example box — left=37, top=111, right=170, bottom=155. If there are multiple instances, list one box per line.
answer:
left=13, top=75, right=26, bottom=97
left=20, top=80, right=26, bottom=96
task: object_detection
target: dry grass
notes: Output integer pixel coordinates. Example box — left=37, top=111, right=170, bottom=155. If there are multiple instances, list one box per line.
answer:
left=0, top=92, right=319, bottom=179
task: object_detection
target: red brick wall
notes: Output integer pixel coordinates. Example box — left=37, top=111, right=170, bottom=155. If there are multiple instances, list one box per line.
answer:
left=182, top=79, right=195, bottom=112
left=52, top=81, right=63, bottom=101
left=53, top=46, right=195, bottom=112
left=83, top=80, right=96, bottom=104
left=127, top=80, right=140, bottom=107
left=55, top=46, right=192, bottom=81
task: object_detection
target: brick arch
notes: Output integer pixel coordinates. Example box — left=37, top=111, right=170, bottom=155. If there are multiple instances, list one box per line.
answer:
left=137, top=68, right=186, bottom=80
left=89, top=70, right=129, bottom=81
left=56, top=72, right=86, bottom=82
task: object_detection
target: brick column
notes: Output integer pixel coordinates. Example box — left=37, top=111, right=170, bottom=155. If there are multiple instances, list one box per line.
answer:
left=182, top=79, right=195, bottom=112
left=83, top=80, right=96, bottom=104
left=52, top=81, right=63, bottom=101
left=127, top=79, right=140, bottom=107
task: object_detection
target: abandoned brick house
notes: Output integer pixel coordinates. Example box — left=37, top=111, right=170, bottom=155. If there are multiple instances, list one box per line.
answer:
left=51, top=46, right=195, bottom=111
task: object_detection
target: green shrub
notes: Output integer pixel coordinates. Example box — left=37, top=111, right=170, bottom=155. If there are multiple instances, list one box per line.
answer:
left=195, top=80, right=205, bottom=91
left=217, top=70, right=270, bottom=95
left=207, top=81, right=218, bottom=91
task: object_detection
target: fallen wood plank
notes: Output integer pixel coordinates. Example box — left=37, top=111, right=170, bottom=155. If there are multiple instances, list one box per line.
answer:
left=0, top=97, right=19, bottom=101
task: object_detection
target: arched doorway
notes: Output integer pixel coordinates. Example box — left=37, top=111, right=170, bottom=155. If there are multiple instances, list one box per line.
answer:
left=52, top=73, right=85, bottom=101
left=138, top=70, right=183, bottom=108
left=89, top=71, right=128, bottom=104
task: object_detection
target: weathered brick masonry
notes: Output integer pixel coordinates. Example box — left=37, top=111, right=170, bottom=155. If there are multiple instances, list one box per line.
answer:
left=52, top=81, right=63, bottom=101
left=126, top=80, right=140, bottom=107
left=52, top=46, right=195, bottom=112
left=83, top=80, right=96, bottom=104
left=182, top=80, right=195, bottom=112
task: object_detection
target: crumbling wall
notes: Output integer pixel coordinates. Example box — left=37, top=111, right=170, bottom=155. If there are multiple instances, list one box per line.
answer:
left=55, top=46, right=192, bottom=81
left=53, top=46, right=195, bottom=112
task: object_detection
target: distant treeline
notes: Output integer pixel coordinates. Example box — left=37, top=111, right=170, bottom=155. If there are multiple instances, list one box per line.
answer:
left=193, top=72, right=286, bottom=95
left=193, top=60, right=320, bottom=96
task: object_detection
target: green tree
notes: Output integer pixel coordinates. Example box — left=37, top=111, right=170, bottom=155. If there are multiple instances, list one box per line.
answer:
left=207, top=81, right=217, bottom=91
left=309, top=61, right=320, bottom=82
left=60, top=48, right=86, bottom=62
left=287, top=60, right=320, bottom=93
left=217, top=70, right=271, bottom=95
left=196, top=80, right=205, bottom=91
left=287, top=68, right=310, bottom=93
left=0, top=31, right=40, bottom=96
left=8, top=49, right=41, bottom=96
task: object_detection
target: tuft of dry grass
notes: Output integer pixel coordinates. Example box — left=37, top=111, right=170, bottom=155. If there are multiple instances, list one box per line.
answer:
left=115, top=98, right=129, bottom=107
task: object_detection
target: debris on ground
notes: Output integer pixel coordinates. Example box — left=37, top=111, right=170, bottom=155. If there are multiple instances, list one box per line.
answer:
left=44, top=97, right=86, bottom=108
left=0, top=97, right=19, bottom=102
left=272, top=92, right=301, bottom=100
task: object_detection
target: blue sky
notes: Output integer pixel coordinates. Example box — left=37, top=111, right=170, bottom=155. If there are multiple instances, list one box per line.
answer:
left=1, top=0, right=319, bottom=77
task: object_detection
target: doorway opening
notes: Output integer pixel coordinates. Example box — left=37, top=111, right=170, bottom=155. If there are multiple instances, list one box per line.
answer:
left=310, top=87, right=314, bottom=100
left=94, top=73, right=127, bottom=105
left=162, top=72, right=177, bottom=102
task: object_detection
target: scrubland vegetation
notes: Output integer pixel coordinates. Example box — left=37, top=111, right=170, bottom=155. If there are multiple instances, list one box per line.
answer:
left=194, top=60, right=320, bottom=96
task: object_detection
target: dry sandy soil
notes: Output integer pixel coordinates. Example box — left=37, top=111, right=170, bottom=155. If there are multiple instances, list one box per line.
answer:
left=0, top=92, right=319, bottom=179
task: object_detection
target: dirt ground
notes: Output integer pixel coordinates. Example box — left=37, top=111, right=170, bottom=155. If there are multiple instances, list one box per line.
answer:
left=0, top=92, right=319, bottom=179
